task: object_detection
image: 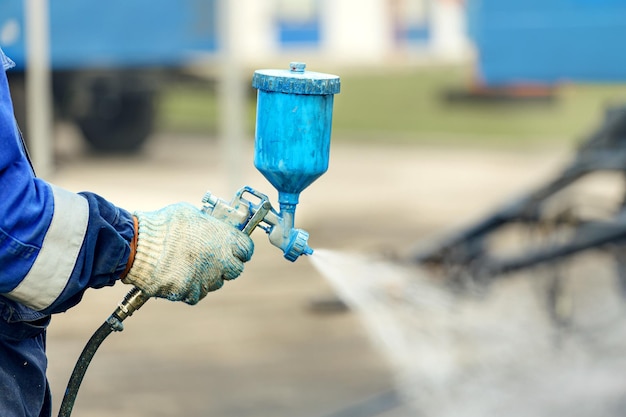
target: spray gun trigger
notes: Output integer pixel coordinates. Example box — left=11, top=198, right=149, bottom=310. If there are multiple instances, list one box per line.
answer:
left=242, top=201, right=271, bottom=235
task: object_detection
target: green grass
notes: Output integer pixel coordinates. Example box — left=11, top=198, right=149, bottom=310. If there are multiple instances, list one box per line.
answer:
left=156, top=82, right=223, bottom=135
left=157, top=65, right=626, bottom=148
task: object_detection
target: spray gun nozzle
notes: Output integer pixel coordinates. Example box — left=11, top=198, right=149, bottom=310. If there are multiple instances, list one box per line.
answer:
left=279, top=227, right=313, bottom=262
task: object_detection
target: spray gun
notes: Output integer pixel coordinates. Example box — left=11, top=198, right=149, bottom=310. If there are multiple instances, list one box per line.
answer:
left=58, top=62, right=340, bottom=417
left=116, top=61, right=339, bottom=314
left=202, top=62, right=340, bottom=260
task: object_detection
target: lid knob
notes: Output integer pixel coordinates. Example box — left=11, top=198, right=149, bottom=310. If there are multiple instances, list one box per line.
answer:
left=290, top=62, right=306, bottom=73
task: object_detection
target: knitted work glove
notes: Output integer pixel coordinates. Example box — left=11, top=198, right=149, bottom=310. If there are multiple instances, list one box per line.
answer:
left=122, top=203, right=254, bottom=304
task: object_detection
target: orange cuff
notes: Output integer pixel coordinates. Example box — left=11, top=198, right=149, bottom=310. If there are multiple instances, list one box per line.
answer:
left=120, top=215, right=139, bottom=279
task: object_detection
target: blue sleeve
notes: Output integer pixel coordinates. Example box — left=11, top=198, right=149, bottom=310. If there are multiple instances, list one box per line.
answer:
left=0, top=48, right=135, bottom=314
left=42, top=192, right=135, bottom=314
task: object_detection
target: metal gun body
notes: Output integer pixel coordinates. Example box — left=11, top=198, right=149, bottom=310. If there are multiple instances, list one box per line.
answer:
left=202, top=186, right=313, bottom=261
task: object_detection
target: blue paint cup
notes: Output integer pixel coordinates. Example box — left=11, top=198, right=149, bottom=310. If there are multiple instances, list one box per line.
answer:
left=252, top=62, right=340, bottom=209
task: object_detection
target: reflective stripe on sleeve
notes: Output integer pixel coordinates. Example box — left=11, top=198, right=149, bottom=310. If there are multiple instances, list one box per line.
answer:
left=6, top=185, right=89, bottom=311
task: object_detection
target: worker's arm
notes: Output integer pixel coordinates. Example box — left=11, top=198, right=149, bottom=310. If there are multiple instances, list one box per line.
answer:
left=0, top=48, right=253, bottom=315
left=0, top=52, right=136, bottom=313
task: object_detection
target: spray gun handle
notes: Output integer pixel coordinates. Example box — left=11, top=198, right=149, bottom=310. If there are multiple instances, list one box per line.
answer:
left=110, top=188, right=269, bottom=329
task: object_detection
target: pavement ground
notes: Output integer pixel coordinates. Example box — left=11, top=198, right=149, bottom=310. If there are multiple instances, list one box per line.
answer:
left=45, top=127, right=573, bottom=417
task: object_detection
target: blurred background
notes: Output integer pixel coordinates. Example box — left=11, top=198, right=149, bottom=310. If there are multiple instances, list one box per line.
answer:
left=6, top=0, right=626, bottom=164
left=4, top=1, right=626, bottom=416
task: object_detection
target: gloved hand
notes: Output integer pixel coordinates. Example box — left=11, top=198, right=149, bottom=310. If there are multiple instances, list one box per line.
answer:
left=122, top=202, right=254, bottom=304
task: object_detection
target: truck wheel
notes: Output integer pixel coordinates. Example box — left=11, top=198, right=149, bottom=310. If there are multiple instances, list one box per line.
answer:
left=76, top=90, right=155, bottom=153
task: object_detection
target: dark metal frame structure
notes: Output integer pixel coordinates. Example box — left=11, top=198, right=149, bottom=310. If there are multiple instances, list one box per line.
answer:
left=413, top=104, right=626, bottom=285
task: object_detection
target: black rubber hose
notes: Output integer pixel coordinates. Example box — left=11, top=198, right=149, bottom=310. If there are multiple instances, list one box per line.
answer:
left=57, top=287, right=148, bottom=417
left=57, top=317, right=119, bottom=417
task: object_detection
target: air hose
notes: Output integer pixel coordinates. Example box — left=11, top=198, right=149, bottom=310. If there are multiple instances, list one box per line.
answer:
left=57, top=287, right=149, bottom=417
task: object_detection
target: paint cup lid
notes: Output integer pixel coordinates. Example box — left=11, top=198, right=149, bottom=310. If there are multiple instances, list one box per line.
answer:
left=252, top=62, right=340, bottom=95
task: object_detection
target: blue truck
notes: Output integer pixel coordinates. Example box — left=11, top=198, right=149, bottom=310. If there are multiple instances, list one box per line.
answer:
left=0, top=1, right=217, bottom=151
left=467, top=0, right=626, bottom=87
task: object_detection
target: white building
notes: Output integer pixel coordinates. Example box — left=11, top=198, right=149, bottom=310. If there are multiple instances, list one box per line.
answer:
left=225, top=0, right=471, bottom=68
